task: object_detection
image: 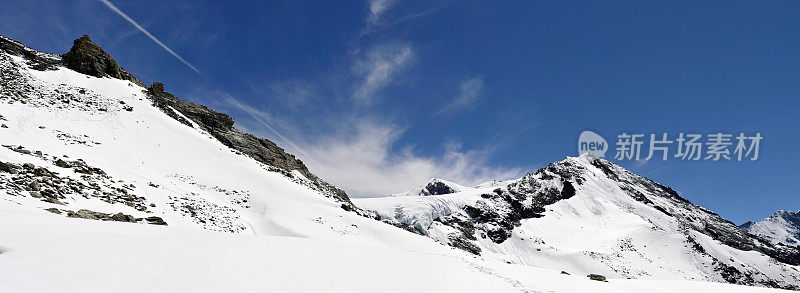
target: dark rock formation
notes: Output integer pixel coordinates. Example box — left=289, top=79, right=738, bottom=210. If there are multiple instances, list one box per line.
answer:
left=0, top=36, right=60, bottom=70
left=423, top=180, right=456, bottom=195
left=60, top=209, right=141, bottom=223
left=111, top=212, right=137, bottom=222
left=145, top=216, right=167, bottom=225
left=587, top=274, right=607, bottom=282
left=62, top=35, right=144, bottom=87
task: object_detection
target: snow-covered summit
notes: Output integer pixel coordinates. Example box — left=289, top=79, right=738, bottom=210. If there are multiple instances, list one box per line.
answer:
left=357, top=155, right=800, bottom=289
left=742, top=210, right=800, bottom=247
left=392, top=178, right=472, bottom=196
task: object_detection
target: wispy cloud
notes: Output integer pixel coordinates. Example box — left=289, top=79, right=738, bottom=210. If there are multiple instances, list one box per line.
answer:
left=225, top=3, right=520, bottom=196
left=302, top=121, right=523, bottom=196
left=367, top=0, right=396, bottom=24
left=352, top=43, right=413, bottom=104
left=359, top=0, right=451, bottom=37
left=438, top=76, right=485, bottom=115
left=105, top=0, right=519, bottom=197
left=98, top=0, right=200, bottom=73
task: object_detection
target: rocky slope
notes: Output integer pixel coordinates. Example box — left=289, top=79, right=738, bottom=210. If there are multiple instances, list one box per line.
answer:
left=356, top=154, right=800, bottom=289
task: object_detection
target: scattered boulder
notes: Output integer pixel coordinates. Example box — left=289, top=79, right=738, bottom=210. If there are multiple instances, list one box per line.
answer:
left=54, top=159, right=71, bottom=168
left=145, top=216, right=167, bottom=225
left=33, top=167, right=48, bottom=175
left=74, top=209, right=104, bottom=220
left=0, top=161, right=18, bottom=173
left=13, top=148, right=31, bottom=155
left=28, top=181, right=41, bottom=191
left=29, top=191, right=41, bottom=198
left=111, top=212, right=136, bottom=222
left=43, top=197, right=63, bottom=205
left=44, top=208, right=61, bottom=214
left=587, top=274, right=607, bottom=282
left=560, top=271, right=570, bottom=275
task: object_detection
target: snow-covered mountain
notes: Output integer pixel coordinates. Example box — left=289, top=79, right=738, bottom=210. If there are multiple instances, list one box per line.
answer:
left=0, top=35, right=796, bottom=292
left=742, top=210, right=800, bottom=247
left=391, top=178, right=473, bottom=196
left=356, top=154, right=800, bottom=290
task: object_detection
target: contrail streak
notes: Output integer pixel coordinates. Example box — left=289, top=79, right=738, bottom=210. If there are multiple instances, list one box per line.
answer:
left=99, top=0, right=311, bottom=162
left=98, top=0, right=201, bottom=73
left=219, top=91, right=313, bottom=161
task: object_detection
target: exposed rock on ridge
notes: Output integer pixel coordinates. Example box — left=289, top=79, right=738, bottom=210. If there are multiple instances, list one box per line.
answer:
left=144, top=82, right=355, bottom=208
left=0, top=36, right=61, bottom=71
left=62, top=35, right=144, bottom=87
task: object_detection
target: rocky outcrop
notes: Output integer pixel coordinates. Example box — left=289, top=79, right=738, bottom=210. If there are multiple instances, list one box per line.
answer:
left=62, top=35, right=144, bottom=87
left=0, top=36, right=60, bottom=71
left=0, top=34, right=143, bottom=85
left=0, top=145, right=151, bottom=211
left=423, top=180, right=456, bottom=195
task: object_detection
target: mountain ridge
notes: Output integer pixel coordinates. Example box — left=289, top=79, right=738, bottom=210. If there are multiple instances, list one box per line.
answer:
left=0, top=34, right=358, bottom=212
left=356, top=153, right=800, bottom=289
left=742, top=210, right=800, bottom=247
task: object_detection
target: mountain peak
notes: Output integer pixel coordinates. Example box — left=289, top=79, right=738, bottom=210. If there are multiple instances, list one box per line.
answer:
left=62, top=34, right=143, bottom=87
left=392, top=178, right=471, bottom=196
left=742, top=209, right=800, bottom=247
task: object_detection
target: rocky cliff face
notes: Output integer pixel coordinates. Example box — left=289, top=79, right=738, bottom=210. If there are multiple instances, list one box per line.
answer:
left=62, top=35, right=144, bottom=87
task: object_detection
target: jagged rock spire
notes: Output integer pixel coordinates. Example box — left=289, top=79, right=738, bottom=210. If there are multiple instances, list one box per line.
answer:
left=62, top=35, right=144, bottom=87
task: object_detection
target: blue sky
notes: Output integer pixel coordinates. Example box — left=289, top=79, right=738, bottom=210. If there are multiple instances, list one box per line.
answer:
left=1, top=0, right=799, bottom=224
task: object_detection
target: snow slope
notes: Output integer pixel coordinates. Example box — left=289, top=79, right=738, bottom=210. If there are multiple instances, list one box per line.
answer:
left=357, top=154, right=800, bottom=289
left=0, top=35, right=795, bottom=292
left=742, top=210, right=800, bottom=246
left=0, top=203, right=792, bottom=293
left=0, top=39, right=437, bottom=251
